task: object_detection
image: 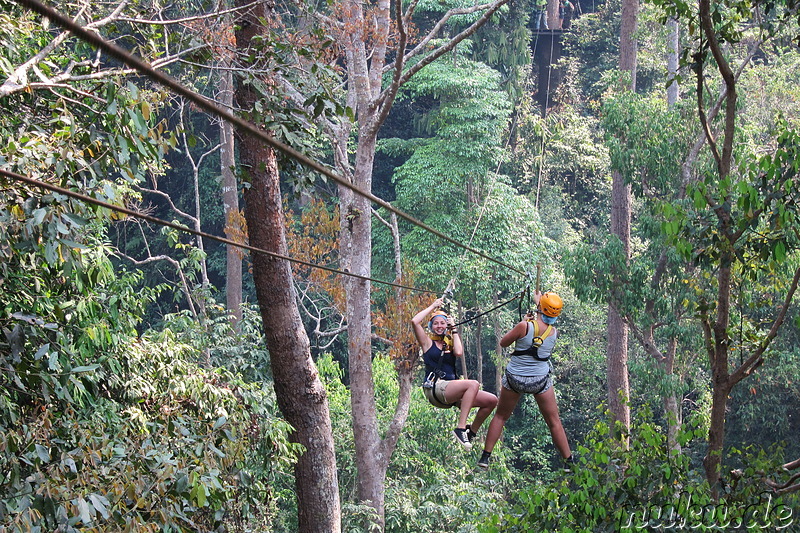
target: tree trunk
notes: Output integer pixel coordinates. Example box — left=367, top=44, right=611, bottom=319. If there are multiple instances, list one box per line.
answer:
left=493, top=291, right=503, bottom=393
left=704, top=372, right=731, bottom=495
left=663, top=337, right=681, bottom=452
left=607, top=168, right=631, bottom=440
left=607, top=168, right=632, bottom=441
left=703, top=252, right=734, bottom=496
left=666, top=17, right=679, bottom=107
left=458, top=300, right=468, bottom=378
left=219, top=64, right=242, bottom=325
left=606, top=300, right=630, bottom=440
left=607, top=0, right=638, bottom=444
left=619, top=0, right=640, bottom=87
left=235, top=3, right=341, bottom=530
left=340, top=135, right=388, bottom=528
left=327, top=0, right=510, bottom=526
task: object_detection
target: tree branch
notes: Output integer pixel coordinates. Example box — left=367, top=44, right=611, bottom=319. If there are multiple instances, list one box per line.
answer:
left=400, top=0, right=507, bottom=88
left=117, top=0, right=264, bottom=25
left=699, top=0, right=736, bottom=178
left=116, top=250, right=199, bottom=318
left=729, top=262, right=800, bottom=386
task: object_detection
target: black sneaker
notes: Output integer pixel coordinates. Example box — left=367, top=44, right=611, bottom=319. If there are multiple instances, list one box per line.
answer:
left=477, top=450, right=491, bottom=469
left=563, top=454, right=576, bottom=473
left=453, top=428, right=472, bottom=449
left=466, top=427, right=478, bottom=444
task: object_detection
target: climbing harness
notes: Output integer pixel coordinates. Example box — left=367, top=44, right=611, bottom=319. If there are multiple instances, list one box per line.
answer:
left=510, top=320, right=554, bottom=361
left=421, top=333, right=457, bottom=409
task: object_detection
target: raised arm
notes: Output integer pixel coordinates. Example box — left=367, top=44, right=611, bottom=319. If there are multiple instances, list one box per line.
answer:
left=411, top=298, right=443, bottom=352
left=447, top=315, right=463, bottom=357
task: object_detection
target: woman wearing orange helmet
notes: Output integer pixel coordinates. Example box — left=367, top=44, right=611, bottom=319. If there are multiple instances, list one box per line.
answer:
left=477, top=290, right=574, bottom=469
left=411, top=298, right=498, bottom=449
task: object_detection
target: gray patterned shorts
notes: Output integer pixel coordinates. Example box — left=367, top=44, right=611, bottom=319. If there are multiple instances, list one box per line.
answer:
left=502, top=371, right=552, bottom=395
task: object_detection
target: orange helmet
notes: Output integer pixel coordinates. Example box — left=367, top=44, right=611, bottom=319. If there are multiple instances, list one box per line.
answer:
left=539, top=292, right=563, bottom=318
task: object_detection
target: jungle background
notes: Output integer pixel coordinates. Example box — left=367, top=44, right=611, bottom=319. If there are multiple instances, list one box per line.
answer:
left=2, top=0, right=800, bottom=530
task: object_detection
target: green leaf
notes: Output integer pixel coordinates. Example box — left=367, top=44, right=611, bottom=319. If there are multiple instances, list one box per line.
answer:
left=88, top=494, right=110, bottom=519
left=35, top=444, right=51, bottom=463
left=76, top=497, right=92, bottom=524
left=774, top=240, right=786, bottom=262
left=32, top=208, right=46, bottom=225
left=71, top=364, right=100, bottom=373
left=212, top=416, right=227, bottom=430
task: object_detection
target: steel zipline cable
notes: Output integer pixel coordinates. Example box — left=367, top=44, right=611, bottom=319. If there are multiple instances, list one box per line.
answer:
left=0, top=168, right=435, bottom=294
left=451, top=290, right=525, bottom=328
left=11, top=0, right=525, bottom=278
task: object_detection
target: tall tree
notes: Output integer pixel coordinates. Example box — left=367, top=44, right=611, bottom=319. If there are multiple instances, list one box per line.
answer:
left=219, top=65, right=243, bottom=325
left=607, top=0, right=639, bottom=442
left=301, top=0, right=509, bottom=527
left=233, top=1, right=340, bottom=530
left=691, top=0, right=800, bottom=496
left=648, top=0, right=800, bottom=496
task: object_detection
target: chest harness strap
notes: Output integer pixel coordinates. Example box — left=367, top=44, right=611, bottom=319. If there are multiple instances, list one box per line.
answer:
left=510, top=321, right=553, bottom=361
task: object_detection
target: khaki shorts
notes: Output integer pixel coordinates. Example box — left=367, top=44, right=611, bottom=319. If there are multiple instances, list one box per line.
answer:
left=423, top=378, right=456, bottom=409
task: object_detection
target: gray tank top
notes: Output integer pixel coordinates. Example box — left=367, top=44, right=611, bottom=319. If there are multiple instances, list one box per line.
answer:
left=506, top=322, right=557, bottom=377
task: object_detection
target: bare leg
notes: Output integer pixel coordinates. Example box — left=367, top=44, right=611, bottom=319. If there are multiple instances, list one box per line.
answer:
left=534, top=386, right=571, bottom=459
left=482, top=385, right=521, bottom=453
left=469, top=389, right=498, bottom=432
left=444, top=379, right=480, bottom=428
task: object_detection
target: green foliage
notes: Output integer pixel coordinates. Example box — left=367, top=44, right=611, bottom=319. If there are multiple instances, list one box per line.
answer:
left=380, top=50, right=541, bottom=305
left=3, top=77, right=173, bottom=185
left=509, top=99, right=611, bottom=231
left=386, top=53, right=511, bottom=201
left=469, top=0, right=533, bottom=100
left=726, top=348, right=800, bottom=458
left=601, top=92, right=693, bottom=195
left=661, top=121, right=800, bottom=275
left=1, top=131, right=296, bottom=532
left=479, top=410, right=798, bottom=532
left=561, top=0, right=623, bottom=108
left=318, top=353, right=520, bottom=533
left=1, top=331, right=299, bottom=531
left=155, top=302, right=273, bottom=383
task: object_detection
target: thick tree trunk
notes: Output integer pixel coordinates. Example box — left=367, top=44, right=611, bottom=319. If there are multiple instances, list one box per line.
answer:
left=607, top=0, right=638, bottom=444
left=341, top=136, right=387, bottom=528
left=619, top=0, right=640, bottom=87
left=607, top=171, right=632, bottom=439
left=606, top=300, right=630, bottom=439
left=242, top=145, right=341, bottom=532
left=219, top=65, right=242, bottom=325
left=704, top=373, right=731, bottom=495
left=235, top=3, right=341, bottom=530
left=703, top=256, right=733, bottom=496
